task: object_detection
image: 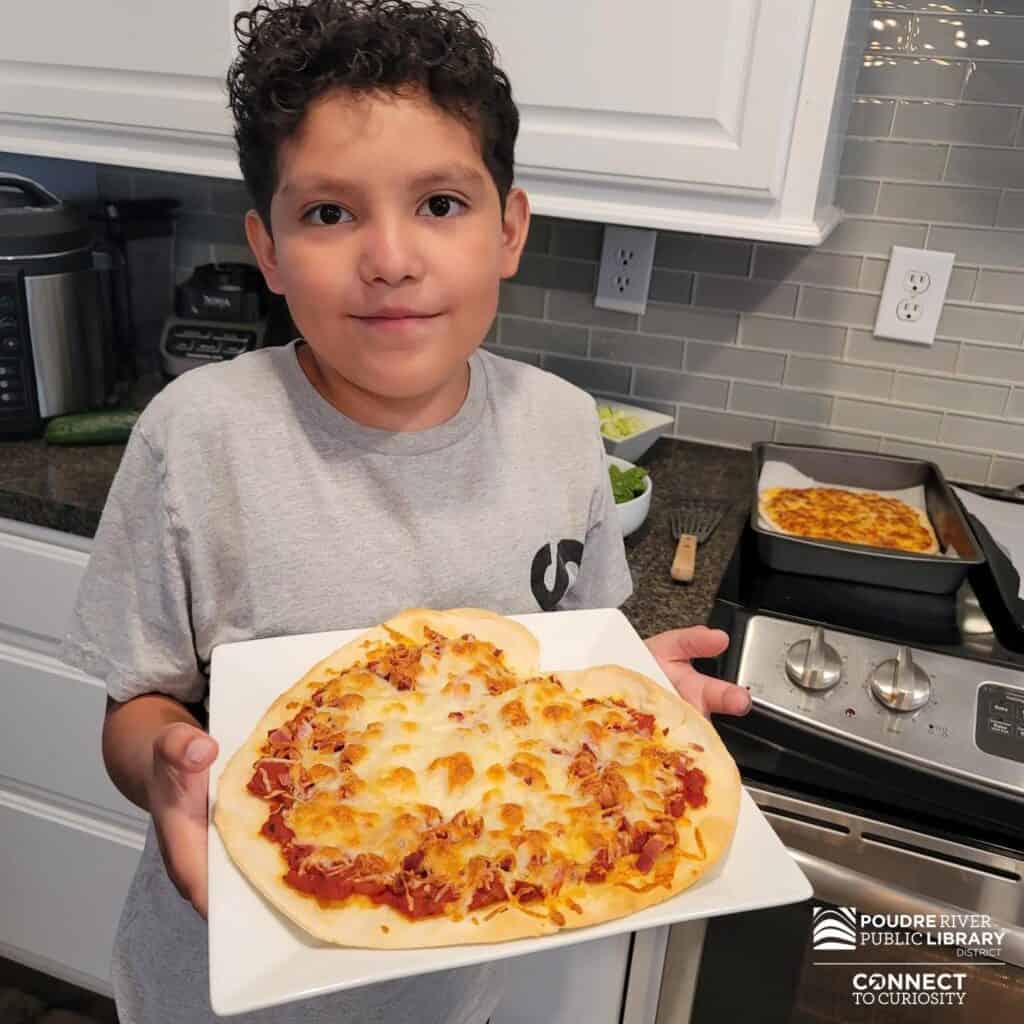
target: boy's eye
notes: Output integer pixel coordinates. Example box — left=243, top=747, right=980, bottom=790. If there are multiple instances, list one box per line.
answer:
left=418, top=194, right=467, bottom=218
left=304, top=203, right=351, bottom=226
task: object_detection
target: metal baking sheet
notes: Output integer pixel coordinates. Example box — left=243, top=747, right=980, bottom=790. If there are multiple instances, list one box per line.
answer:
left=751, top=442, right=983, bottom=594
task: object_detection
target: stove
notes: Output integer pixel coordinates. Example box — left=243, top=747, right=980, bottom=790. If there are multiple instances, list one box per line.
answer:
left=632, top=512, right=1024, bottom=1024
left=702, top=523, right=1024, bottom=846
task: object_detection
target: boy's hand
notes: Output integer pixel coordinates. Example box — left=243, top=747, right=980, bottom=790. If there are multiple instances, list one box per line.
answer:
left=147, top=722, right=220, bottom=919
left=645, top=626, right=751, bottom=718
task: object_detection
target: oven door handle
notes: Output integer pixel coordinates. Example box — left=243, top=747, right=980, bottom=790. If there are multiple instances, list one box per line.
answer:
left=788, top=847, right=1024, bottom=969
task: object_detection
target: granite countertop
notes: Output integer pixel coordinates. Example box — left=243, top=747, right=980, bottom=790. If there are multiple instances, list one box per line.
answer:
left=0, top=432, right=753, bottom=630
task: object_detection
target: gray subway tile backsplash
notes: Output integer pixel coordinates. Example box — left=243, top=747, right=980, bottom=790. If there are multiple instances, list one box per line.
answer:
left=499, top=316, right=587, bottom=356
left=693, top=275, right=798, bottom=317
left=796, top=287, right=880, bottom=328
left=875, top=182, right=1000, bottom=226
left=891, top=101, right=1020, bottom=147
left=928, top=226, right=1024, bottom=269
left=834, top=399, right=943, bottom=443
left=773, top=422, right=881, bottom=452
left=944, top=147, right=1024, bottom=188
left=878, top=439, right=992, bottom=485
left=973, top=269, right=1024, bottom=307
left=591, top=329, right=683, bottom=369
left=752, top=246, right=862, bottom=288
left=541, top=354, right=630, bottom=395
left=848, top=98, right=897, bottom=138
left=685, top=341, right=786, bottom=384
left=547, top=289, right=637, bottom=329
left=963, top=61, right=1024, bottom=104
left=941, top=414, right=1024, bottom=455
left=784, top=356, right=892, bottom=400
left=989, top=457, right=1024, bottom=489
left=498, top=283, right=546, bottom=318
left=958, top=343, right=1024, bottom=383
left=856, top=56, right=966, bottom=101
left=936, top=303, right=1024, bottom=346
left=818, top=218, right=928, bottom=256
left=741, top=317, right=846, bottom=357
left=891, top=372, right=1010, bottom=416
left=845, top=330, right=961, bottom=374
left=633, top=369, right=729, bottom=408
left=117, top=5, right=1024, bottom=482
left=998, top=191, right=1024, bottom=229
left=730, top=382, right=833, bottom=425
left=840, top=139, right=948, bottom=181
left=639, top=304, right=739, bottom=344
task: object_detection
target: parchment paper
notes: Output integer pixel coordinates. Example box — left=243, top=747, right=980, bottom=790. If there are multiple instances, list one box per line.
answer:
left=952, top=486, right=1024, bottom=599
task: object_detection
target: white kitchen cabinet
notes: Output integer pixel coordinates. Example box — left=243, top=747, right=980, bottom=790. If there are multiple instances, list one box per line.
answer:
left=0, top=519, right=144, bottom=996
left=2, top=0, right=865, bottom=243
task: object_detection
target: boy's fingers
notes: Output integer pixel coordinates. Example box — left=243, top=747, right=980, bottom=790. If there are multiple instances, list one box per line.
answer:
left=154, top=722, right=219, bottom=773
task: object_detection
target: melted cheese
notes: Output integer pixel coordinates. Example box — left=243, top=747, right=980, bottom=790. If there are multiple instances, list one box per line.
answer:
left=271, top=635, right=700, bottom=915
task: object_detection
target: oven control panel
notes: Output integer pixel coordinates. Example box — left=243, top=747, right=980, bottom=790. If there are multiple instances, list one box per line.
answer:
left=976, top=684, right=1024, bottom=765
left=736, top=615, right=1024, bottom=797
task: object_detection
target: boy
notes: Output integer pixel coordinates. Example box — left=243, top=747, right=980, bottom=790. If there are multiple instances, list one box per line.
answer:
left=61, top=2, right=749, bottom=1022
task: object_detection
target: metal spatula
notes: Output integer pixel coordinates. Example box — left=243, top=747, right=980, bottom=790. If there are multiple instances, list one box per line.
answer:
left=669, top=499, right=730, bottom=582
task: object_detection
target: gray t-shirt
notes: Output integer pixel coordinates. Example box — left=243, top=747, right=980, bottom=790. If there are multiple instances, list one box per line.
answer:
left=61, top=341, right=632, bottom=1024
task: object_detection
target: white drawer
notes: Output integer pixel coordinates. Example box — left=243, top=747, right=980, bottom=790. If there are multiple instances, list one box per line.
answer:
left=0, top=521, right=89, bottom=645
left=0, top=641, right=145, bottom=822
left=0, top=793, right=143, bottom=994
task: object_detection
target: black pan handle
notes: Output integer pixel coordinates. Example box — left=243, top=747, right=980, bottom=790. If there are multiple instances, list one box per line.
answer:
left=0, top=174, right=61, bottom=208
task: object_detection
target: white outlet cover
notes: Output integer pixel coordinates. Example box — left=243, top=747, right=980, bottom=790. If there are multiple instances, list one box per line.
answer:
left=594, top=225, right=657, bottom=315
left=873, top=246, right=955, bottom=345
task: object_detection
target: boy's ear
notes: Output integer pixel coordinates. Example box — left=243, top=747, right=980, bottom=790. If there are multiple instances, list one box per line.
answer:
left=498, top=187, right=531, bottom=281
left=245, top=210, right=286, bottom=295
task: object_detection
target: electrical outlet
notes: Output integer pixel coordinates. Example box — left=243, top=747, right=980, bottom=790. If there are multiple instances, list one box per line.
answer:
left=896, top=298, right=922, bottom=322
left=873, top=246, right=955, bottom=345
left=594, top=225, right=657, bottom=315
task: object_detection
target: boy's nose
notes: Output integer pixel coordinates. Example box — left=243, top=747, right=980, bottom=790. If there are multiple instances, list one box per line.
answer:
left=357, top=217, right=425, bottom=286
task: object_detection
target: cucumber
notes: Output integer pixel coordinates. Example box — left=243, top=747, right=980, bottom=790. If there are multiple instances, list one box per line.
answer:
left=45, top=410, right=140, bottom=446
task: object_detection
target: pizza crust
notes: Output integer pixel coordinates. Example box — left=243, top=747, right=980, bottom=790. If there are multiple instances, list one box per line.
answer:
left=213, top=611, right=740, bottom=949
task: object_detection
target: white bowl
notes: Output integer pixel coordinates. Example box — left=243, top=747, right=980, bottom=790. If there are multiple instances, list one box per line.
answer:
left=599, top=401, right=674, bottom=462
left=606, top=454, right=652, bottom=537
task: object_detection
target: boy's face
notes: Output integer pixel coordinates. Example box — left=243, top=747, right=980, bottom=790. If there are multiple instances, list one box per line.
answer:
left=246, top=86, right=529, bottom=425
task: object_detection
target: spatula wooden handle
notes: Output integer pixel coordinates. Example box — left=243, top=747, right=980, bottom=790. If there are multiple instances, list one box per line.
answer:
left=671, top=533, right=697, bottom=582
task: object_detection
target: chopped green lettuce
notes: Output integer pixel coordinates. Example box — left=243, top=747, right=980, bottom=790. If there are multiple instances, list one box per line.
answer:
left=609, top=464, right=649, bottom=504
left=599, top=405, right=644, bottom=440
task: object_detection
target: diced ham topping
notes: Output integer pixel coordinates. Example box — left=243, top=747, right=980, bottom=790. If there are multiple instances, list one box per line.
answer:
left=635, top=836, right=669, bottom=873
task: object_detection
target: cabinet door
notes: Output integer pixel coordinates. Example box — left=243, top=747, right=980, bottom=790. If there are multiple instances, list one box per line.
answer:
left=0, top=641, right=146, bottom=823
left=477, top=0, right=816, bottom=199
left=0, top=1, right=242, bottom=137
left=0, top=795, right=143, bottom=995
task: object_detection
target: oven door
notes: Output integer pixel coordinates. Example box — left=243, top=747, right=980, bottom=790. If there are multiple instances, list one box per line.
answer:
left=624, top=785, right=1024, bottom=1024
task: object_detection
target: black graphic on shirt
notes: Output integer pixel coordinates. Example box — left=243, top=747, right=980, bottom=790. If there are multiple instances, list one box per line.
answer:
left=530, top=539, right=584, bottom=611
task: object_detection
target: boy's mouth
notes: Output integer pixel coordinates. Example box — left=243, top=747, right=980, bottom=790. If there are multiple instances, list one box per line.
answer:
left=354, top=308, right=443, bottom=331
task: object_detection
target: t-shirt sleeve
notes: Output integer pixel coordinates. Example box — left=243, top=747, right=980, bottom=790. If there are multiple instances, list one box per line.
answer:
left=561, top=421, right=634, bottom=611
left=59, top=425, right=203, bottom=704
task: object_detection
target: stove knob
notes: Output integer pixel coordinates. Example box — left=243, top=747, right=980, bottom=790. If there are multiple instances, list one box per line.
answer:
left=869, top=646, right=931, bottom=712
left=785, top=627, right=842, bottom=691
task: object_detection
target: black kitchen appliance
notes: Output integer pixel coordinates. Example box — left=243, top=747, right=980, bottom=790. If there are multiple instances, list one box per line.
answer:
left=0, top=174, right=113, bottom=439
left=159, top=262, right=271, bottom=377
left=669, top=506, right=1024, bottom=1022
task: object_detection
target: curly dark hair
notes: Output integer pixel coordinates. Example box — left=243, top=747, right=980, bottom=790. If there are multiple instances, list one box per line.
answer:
left=227, top=0, right=519, bottom=228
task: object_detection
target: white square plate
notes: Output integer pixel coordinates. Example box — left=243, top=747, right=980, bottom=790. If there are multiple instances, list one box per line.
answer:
left=208, top=608, right=810, bottom=1016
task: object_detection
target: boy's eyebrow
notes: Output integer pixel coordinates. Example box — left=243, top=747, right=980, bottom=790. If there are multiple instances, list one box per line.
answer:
left=281, top=165, right=488, bottom=197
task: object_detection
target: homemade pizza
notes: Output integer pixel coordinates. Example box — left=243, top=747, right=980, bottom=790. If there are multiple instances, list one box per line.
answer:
left=213, top=608, right=740, bottom=949
left=759, top=486, right=940, bottom=554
